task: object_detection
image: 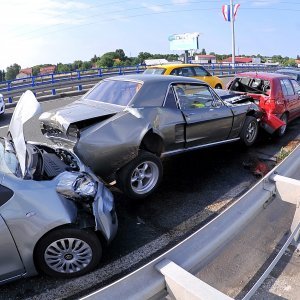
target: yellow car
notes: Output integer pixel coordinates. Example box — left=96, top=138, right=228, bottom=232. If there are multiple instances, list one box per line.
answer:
left=144, top=64, right=224, bottom=89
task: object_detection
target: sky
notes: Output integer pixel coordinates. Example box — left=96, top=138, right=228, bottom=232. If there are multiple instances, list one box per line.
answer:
left=0, top=0, right=299, bottom=70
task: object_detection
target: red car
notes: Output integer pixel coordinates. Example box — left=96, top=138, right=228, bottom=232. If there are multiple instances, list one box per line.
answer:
left=227, top=72, right=300, bottom=136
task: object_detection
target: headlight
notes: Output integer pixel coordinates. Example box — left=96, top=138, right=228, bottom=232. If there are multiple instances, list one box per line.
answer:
left=67, top=124, right=80, bottom=139
left=56, top=172, right=97, bottom=201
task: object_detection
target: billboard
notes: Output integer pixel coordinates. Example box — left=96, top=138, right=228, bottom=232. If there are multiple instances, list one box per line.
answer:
left=168, top=32, right=199, bottom=51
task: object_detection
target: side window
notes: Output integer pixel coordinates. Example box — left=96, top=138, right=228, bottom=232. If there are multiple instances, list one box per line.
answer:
left=281, top=79, right=295, bottom=96
left=280, top=80, right=288, bottom=96
left=171, top=67, right=194, bottom=77
left=164, top=87, right=178, bottom=109
left=291, top=79, right=300, bottom=93
left=175, top=84, right=215, bottom=110
left=193, top=66, right=210, bottom=76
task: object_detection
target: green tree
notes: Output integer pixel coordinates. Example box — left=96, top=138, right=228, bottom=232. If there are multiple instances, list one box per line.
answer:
left=79, top=61, right=92, bottom=70
left=115, top=49, right=126, bottom=61
left=138, top=52, right=152, bottom=62
left=5, top=63, right=21, bottom=80
left=96, top=56, right=114, bottom=68
left=201, top=48, right=207, bottom=55
left=56, top=63, right=72, bottom=73
left=91, top=55, right=98, bottom=63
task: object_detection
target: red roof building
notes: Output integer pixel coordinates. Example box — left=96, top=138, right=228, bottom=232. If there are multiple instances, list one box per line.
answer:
left=16, top=68, right=32, bottom=79
left=40, top=65, right=56, bottom=75
left=221, top=57, right=253, bottom=64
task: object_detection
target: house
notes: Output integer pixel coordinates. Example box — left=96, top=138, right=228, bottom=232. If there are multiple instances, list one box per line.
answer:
left=221, top=57, right=253, bottom=64
left=194, top=54, right=216, bottom=64
left=16, top=68, right=32, bottom=79
left=40, top=65, right=56, bottom=75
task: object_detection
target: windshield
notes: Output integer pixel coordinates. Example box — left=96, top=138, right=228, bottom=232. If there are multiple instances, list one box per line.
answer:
left=0, top=139, right=21, bottom=177
left=143, top=68, right=166, bottom=75
left=83, top=79, right=142, bottom=106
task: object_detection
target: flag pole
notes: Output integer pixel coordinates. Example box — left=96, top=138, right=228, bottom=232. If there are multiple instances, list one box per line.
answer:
left=230, top=0, right=236, bottom=69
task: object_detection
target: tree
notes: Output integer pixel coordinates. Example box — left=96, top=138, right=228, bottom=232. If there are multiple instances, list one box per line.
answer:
left=5, top=63, right=21, bottom=80
left=91, top=55, right=98, bottom=63
left=201, top=48, right=206, bottom=55
left=115, top=49, right=126, bottom=61
left=56, top=63, right=72, bottom=73
left=96, top=56, right=114, bottom=68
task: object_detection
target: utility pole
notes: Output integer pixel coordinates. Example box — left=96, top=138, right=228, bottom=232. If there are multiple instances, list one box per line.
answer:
left=230, top=0, right=236, bottom=68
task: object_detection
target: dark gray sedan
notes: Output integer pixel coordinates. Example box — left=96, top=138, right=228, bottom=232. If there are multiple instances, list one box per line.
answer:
left=39, top=75, right=261, bottom=199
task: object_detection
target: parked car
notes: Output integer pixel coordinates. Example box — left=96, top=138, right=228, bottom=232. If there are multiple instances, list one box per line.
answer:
left=39, top=75, right=262, bottom=199
left=0, top=94, right=5, bottom=116
left=227, top=72, right=300, bottom=136
left=0, top=91, right=117, bottom=285
left=276, top=68, right=300, bottom=83
left=143, top=63, right=224, bottom=89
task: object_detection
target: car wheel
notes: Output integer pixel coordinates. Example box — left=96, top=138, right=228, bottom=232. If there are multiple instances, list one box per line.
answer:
left=215, top=84, right=222, bottom=89
left=117, top=150, right=163, bottom=199
left=277, top=113, right=288, bottom=137
left=240, top=116, right=258, bottom=146
left=35, top=228, right=102, bottom=278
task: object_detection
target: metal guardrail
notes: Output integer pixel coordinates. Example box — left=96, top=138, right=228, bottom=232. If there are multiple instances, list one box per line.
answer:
left=80, top=144, right=300, bottom=300
left=0, top=64, right=279, bottom=104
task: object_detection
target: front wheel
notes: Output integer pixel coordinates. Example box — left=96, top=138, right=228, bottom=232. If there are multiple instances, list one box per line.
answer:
left=35, top=228, right=102, bottom=278
left=215, top=84, right=222, bottom=89
left=117, top=151, right=163, bottom=199
left=240, top=116, right=258, bottom=146
left=277, top=113, right=288, bottom=137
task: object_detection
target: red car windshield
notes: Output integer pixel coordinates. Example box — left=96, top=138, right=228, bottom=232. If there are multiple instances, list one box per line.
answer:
left=83, top=80, right=142, bottom=106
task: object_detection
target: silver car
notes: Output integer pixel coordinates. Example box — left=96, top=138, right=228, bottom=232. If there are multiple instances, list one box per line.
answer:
left=0, top=91, right=118, bottom=285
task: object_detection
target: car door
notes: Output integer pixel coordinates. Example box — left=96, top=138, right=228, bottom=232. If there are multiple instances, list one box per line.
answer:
left=192, top=66, right=215, bottom=87
left=280, top=79, right=299, bottom=120
left=174, top=83, right=233, bottom=147
left=0, top=182, right=25, bottom=283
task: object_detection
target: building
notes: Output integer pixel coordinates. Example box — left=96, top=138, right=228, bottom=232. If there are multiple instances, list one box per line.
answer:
left=296, top=60, right=300, bottom=68
left=40, top=65, right=56, bottom=75
left=16, top=68, right=32, bottom=79
left=194, top=54, right=217, bottom=64
left=221, top=57, right=254, bottom=64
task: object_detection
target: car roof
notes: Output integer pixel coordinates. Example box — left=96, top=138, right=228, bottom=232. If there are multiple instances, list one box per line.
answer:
left=107, top=74, right=207, bottom=85
left=147, top=64, right=201, bottom=69
left=236, top=72, right=290, bottom=80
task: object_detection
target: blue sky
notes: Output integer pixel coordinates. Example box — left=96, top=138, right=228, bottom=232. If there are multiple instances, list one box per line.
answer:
left=0, top=0, right=299, bottom=70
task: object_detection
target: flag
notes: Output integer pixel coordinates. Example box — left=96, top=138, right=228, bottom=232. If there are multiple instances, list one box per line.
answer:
left=222, top=4, right=240, bottom=22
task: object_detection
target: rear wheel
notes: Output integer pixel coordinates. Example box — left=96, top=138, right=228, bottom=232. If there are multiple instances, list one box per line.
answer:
left=117, top=151, right=163, bottom=199
left=35, top=228, right=102, bottom=278
left=240, top=116, right=258, bottom=146
left=277, top=113, right=288, bottom=137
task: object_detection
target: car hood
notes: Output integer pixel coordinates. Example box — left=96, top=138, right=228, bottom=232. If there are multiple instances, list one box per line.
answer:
left=8, top=90, right=42, bottom=177
left=214, top=89, right=253, bottom=105
left=39, top=100, right=124, bottom=133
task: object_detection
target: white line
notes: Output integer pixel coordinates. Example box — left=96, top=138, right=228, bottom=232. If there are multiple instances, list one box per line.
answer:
left=0, top=125, right=8, bottom=129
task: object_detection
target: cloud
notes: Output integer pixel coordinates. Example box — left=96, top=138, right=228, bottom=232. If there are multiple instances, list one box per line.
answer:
left=142, top=3, right=164, bottom=12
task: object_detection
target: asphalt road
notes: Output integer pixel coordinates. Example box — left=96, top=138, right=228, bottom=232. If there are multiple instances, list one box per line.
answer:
left=0, top=96, right=300, bottom=300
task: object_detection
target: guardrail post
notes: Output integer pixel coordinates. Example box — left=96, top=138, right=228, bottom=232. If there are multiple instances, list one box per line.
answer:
left=51, top=74, right=54, bottom=84
left=156, top=259, right=233, bottom=300
left=119, top=67, right=123, bottom=75
left=31, top=76, right=35, bottom=87
left=77, top=71, right=81, bottom=80
left=7, top=81, right=11, bottom=91
left=52, top=89, right=56, bottom=95
left=136, top=65, right=140, bottom=74
left=78, top=85, right=82, bottom=91
left=8, top=97, right=13, bottom=103
left=98, top=68, right=102, bottom=77
left=211, top=64, right=215, bottom=76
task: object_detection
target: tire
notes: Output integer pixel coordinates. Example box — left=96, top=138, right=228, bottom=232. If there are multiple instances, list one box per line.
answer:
left=215, top=84, right=222, bottom=89
left=240, top=116, right=258, bottom=147
left=35, top=228, right=102, bottom=278
left=277, top=113, right=288, bottom=137
left=117, top=150, right=163, bottom=199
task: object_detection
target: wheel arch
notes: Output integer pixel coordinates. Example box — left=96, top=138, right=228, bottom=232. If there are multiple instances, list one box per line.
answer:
left=140, top=129, right=164, bottom=156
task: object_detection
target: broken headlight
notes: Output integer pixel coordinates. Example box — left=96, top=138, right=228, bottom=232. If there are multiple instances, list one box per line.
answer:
left=56, top=172, right=97, bottom=201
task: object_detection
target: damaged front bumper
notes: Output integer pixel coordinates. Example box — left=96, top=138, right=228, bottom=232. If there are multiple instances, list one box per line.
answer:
left=260, top=112, right=285, bottom=134
left=56, top=172, right=118, bottom=242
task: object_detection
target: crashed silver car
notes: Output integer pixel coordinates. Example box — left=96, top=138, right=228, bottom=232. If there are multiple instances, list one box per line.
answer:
left=0, top=91, right=117, bottom=285
left=39, top=75, right=262, bottom=199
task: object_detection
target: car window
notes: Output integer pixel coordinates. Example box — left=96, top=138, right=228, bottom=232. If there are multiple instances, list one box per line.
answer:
left=83, top=79, right=142, bottom=106
left=281, top=79, right=295, bottom=96
left=164, top=87, right=178, bottom=109
left=174, top=84, right=214, bottom=110
left=143, top=68, right=166, bottom=75
left=291, top=79, right=300, bottom=93
left=193, top=66, right=210, bottom=76
left=170, top=67, right=195, bottom=77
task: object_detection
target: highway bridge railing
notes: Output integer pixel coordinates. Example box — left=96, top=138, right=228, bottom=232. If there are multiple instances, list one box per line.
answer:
left=81, top=144, right=300, bottom=300
left=0, top=64, right=279, bottom=105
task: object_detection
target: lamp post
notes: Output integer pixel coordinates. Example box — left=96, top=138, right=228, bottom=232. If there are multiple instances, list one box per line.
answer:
left=230, top=0, right=236, bottom=69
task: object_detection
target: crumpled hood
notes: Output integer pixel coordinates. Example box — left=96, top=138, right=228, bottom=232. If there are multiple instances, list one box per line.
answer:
left=39, top=100, right=124, bottom=132
left=8, top=90, right=42, bottom=177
